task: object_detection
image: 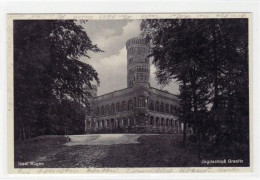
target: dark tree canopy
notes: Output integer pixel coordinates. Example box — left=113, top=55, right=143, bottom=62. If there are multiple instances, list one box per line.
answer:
left=141, top=18, right=249, bottom=159
left=14, top=20, right=102, bottom=140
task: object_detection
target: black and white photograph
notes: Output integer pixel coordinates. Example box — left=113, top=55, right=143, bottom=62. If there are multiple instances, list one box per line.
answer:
left=8, top=14, right=251, bottom=172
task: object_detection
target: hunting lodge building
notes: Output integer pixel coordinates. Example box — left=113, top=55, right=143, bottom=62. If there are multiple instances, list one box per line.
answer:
left=85, top=37, right=182, bottom=133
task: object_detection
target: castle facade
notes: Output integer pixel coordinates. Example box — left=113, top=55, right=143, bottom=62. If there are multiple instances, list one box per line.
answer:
left=85, top=37, right=182, bottom=133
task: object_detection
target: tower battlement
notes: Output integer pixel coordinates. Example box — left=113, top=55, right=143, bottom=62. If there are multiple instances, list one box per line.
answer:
left=126, top=37, right=147, bottom=48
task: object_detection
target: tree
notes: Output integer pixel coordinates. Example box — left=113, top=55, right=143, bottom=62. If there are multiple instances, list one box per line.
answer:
left=141, top=18, right=249, bottom=159
left=14, top=20, right=102, bottom=140
left=141, top=19, right=211, bottom=159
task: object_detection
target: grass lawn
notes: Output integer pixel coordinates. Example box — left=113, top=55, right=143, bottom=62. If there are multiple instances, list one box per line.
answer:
left=14, top=134, right=249, bottom=168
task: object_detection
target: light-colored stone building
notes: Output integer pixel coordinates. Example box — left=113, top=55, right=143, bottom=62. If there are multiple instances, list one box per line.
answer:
left=85, top=37, right=182, bottom=133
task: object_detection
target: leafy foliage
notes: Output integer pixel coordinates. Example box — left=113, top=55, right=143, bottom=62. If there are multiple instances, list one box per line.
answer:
left=14, top=20, right=102, bottom=140
left=141, top=19, right=249, bottom=158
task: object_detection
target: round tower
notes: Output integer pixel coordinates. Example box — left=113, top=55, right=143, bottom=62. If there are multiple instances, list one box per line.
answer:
left=126, top=37, right=150, bottom=88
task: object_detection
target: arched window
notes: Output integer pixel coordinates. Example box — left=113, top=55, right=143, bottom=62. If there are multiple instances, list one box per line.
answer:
left=161, top=118, right=164, bottom=126
left=107, top=119, right=110, bottom=127
left=122, top=101, right=126, bottom=111
left=165, top=104, right=169, bottom=113
left=102, top=120, right=105, bottom=128
left=156, top=117, right=160, bottom=126
left=111, top=103, right=115, bottom=114
left=149, top=100, right=154, bottom=110
left=170, top=105, right=174, bottom=114
left=123, top=118, right=127, bottom=126
left=129, top=118, right=134, bottom=125
left=105, top=105, right=110, bottom=115
left=175, top=120, right=178, bottom=128
left=139, top=96, right=145, bottom=107
left=160, top=102, right=164, bottom=112
left=155, top=101, right=159, bottom=111
left=101, top=106, right=104, bottom=115
left=96, top=107, right=100, bottom=116
left=166, top=119, right=169, bottom=126
left=128, top=100, right=133, bottom=110
left=150, top=116, right=154, bottom=126
left=116, top=103, right=120, bottom=112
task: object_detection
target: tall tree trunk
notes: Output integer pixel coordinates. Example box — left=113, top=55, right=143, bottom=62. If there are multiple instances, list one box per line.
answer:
left=190, top=69, right=201, bottom=160
left=182, top=121, right=187, bottom=148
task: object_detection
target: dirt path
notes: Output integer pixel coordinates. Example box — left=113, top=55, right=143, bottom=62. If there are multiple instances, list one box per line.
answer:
left=65, top=134, right=157, bottom=146
left=34, top=134, right=159, bottom=167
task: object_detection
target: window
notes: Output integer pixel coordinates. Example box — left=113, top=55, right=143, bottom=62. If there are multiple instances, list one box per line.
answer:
left=150, top=117, right=154, bottom=126
left=170, top=105, right=174, bottom=114
left=101, top=106, right=104, bottom=115
left=149, top=100, right=154, bottom=110
left=139, top=96, right=145, bottom=107
left=122, top=101, right=126, bottom=111
left=96, top=107, right=100, bottom=116
left=86, top=120, right=90, bottom=128
left=166, top=119, right=169, bottom=126
left=105, top=105, right=110, bottom=115
left=160, top=103, right=164, bottom=112
left=116, top=103, right=120, bottom=112
left=128, top=100, right=133, bottom=110
left=175, top=121, right=178, bottom=128
left=123, top=118, right=127, bottom=126
left=155, top=101, right=159, bottom=111
left=111, top=104, right=115, bottom=114
left=165, top=104, right=169, bottom=113
left=129, top=118, right=134, bottom=125
left=156, top=118, right=160, bottom=126
left=161, top=119, right=164, bottom=126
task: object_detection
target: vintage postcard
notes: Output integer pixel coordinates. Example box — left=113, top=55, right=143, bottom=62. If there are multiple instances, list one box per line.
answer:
left=7, top=13, right=252, bottom=174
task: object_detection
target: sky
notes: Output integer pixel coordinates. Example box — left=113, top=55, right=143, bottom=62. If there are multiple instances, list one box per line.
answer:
left=80, top=20, right=179, bottom=96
